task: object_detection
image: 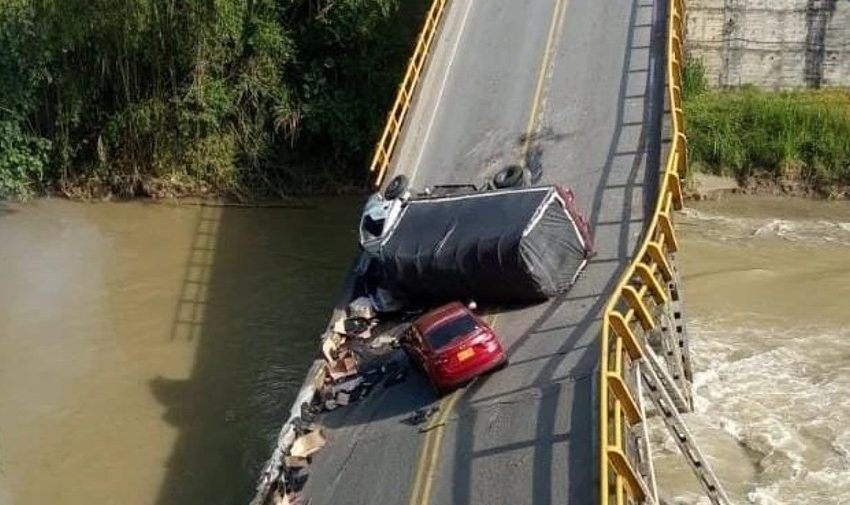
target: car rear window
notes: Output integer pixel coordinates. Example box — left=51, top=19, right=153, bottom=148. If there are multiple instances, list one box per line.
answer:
left=424, top=314, right=477, bottom=350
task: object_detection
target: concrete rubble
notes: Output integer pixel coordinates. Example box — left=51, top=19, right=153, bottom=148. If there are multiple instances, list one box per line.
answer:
left=254, top=293, right=412, bottom=505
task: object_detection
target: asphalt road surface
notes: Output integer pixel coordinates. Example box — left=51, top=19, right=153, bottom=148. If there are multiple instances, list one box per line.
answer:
left=302, top=0, right=667, bottom=503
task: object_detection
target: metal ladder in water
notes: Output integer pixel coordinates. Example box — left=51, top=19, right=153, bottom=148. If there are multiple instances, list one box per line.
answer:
left=640, top=256, right=732, bottom=505
left=642, top=349, right=731, bottom=505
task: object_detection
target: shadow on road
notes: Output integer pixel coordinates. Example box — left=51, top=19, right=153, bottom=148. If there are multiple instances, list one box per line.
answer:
left=445, top=0, right=669, bottom=502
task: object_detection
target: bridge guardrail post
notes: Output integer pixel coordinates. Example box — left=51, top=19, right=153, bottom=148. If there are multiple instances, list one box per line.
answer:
left=369, top=0, right=449, bottom=188
left=597, top=0, right=727, bottom=503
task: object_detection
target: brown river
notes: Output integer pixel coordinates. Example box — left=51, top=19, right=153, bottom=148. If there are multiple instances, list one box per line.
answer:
left=1, top=195, right=848, bottom=505
left=0, top=199, right=359, bottom=505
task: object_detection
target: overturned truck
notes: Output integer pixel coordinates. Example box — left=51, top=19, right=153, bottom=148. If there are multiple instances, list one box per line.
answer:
left=373, top=185, right=595, bottom=305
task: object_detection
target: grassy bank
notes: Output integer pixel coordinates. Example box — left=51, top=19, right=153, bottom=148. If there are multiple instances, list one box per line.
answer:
left=683, top=62, right=850, bottom=196
left=0, top=0, right=426, bottom=200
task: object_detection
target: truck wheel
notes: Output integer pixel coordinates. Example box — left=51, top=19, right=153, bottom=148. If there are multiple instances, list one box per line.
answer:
left=493, top=165, right=525, bottom=189
left=384, top=174, right=409, bottom=200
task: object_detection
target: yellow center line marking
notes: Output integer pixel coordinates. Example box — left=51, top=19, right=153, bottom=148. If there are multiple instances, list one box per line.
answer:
left=407, top=417, right=437, bottom=505
left=406, top=0, right=567, bottom=499
left=419, top=389, right=463, bottom=505
left=522, top=0, right=570, bottom=166
left=407, top=311, right=501, bottom=505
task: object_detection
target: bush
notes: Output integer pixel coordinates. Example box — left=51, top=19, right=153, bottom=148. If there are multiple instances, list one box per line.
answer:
left=683, top=61, right=850, bottom=190
left=0, top=121, right=51, bottom=199
left=0, top=0, right=420, bottom=199
left=682, top=58, right=708, bottom=101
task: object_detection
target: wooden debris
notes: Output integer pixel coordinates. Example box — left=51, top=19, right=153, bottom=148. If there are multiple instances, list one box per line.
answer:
left=290, top=429, right=326, bottom=459
left=274, top=490, right=308, bottom=505
left=284, top=455, right=309, bottom=469
left=327, top=351, right=358, bottom=381
left=321, top=332, right=342, bottom=362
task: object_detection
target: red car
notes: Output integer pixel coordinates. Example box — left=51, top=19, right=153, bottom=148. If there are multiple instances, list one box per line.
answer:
left=401, top=302, right=507, bottom=393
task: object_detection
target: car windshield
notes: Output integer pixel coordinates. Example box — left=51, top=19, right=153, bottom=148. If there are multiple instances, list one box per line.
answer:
left=362, top=215, right=385, bottom=238
left=424, top=314, right=477, bottom=350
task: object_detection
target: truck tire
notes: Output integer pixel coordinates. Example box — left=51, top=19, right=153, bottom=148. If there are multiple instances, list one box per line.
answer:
left=493, top=165, right=525, bottom=189
left=384, top=174, right=409, bottom=200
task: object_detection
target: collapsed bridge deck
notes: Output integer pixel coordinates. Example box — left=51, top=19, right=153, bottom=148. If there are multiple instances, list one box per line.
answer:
left=292, top=0, right=668, bottom=503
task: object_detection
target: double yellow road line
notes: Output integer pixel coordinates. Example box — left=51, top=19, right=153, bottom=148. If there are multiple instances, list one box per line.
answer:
left=407, top=389, right=464, bottom=505
left=406, top=0, right=569, bottom=502
left=521, top=0, right=571, bottom=166
left=406, top=313, right=497, bottom=505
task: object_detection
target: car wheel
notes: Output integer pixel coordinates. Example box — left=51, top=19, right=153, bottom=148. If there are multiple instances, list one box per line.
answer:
left=384, top=174, right=410, bottom=200
left=493, top=165, right=525, bottom=189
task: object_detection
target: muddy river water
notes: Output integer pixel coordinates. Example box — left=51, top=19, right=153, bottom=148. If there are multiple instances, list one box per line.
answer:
left=0, top=195, right=848, bottom=505
left=0, top=199, right=359, bottom=505
left=656, top=196, right=850, bottom=505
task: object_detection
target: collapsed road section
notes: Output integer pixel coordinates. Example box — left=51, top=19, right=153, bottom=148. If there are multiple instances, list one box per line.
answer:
left=253, top=0, right=673, bottom=503
left=252, top=183, right=595, bottom=505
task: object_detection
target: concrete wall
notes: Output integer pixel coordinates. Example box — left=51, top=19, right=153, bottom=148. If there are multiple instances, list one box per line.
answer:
left=687, top=0, right=850, bottom=88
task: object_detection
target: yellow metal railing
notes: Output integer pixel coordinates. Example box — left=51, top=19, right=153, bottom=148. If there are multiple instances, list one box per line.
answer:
left=369, top=0, right=449, bottom=188
left=599, top=0, right=687, bottom=503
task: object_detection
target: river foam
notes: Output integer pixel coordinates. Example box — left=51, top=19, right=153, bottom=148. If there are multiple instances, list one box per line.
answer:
left=653, top=198, right=850, bottom=505
left=691, top=320, right=850, bottom=504
left=680, top=207, right=850, bottom=247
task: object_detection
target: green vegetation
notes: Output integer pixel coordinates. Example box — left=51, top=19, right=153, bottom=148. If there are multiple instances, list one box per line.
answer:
left=683, top=60, right=850, bottom=194
left=0, top=0, right=424, bottom=199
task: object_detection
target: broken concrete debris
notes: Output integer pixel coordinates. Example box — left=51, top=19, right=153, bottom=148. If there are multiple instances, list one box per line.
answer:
left=347, top=296, right=376, bottom=320
left=336, top=391, right=350, bottom=406
left=267, top=289, right=412, bottom=505
left=331, top=376, right=364, bottom=396
left=403, top=406, right=439, bottom=427
left=318, top=296, right=407, bottom=410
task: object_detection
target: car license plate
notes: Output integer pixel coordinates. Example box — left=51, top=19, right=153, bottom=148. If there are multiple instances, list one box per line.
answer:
left=457, top=348, right=475, bottom=362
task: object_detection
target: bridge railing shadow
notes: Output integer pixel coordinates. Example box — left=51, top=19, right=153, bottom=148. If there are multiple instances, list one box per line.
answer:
left=444, top=0, right=669, bottom=503
left=150, top=199, right=360, bottom=505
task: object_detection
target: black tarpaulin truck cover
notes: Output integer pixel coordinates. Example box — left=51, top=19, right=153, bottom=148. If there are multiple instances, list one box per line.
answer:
left=377, top=185, right=594, bottom=304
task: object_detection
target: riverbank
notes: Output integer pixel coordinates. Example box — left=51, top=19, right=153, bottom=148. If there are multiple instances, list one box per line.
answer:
left=684, top=172, right=850, bottom=201
left=27, top=180, right=370, bottom=205
left=683, top=62, right=850, bottom=199
left=3, top=170, right=835, bottom=206
left=0, top=1, right=429, bottom=201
